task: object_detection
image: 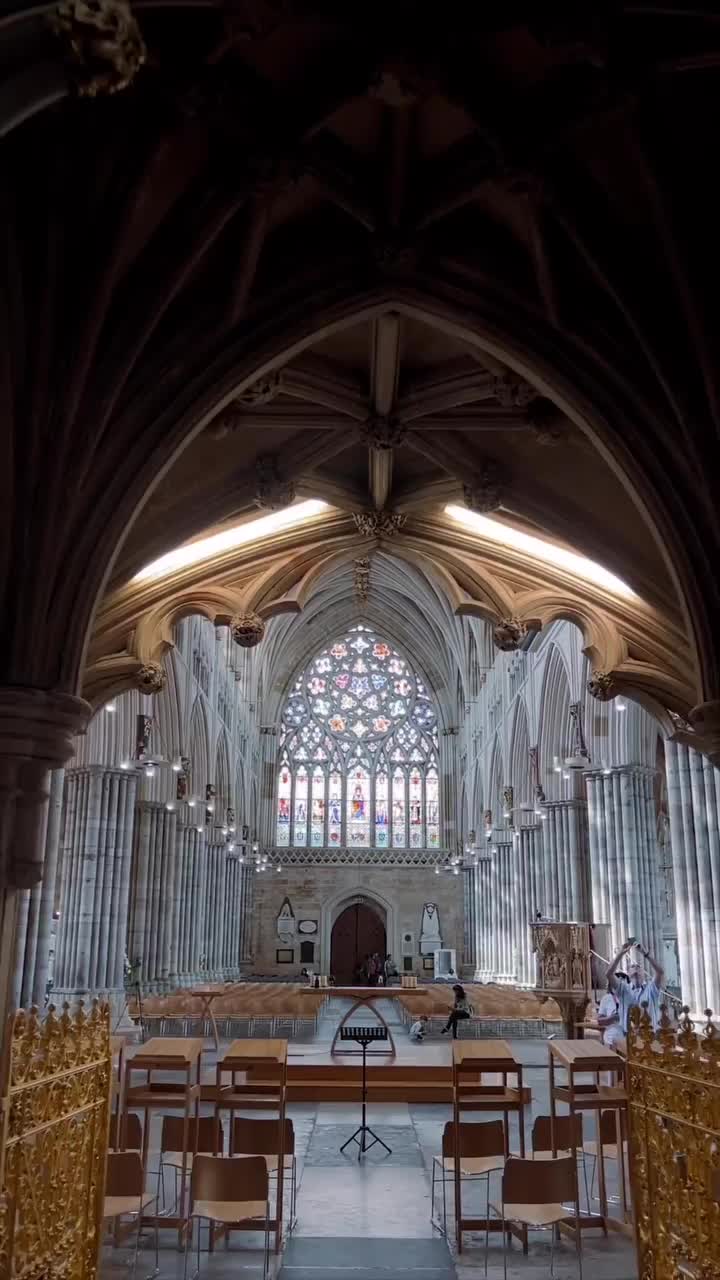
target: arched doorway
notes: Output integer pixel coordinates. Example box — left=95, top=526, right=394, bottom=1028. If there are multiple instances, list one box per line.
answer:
left=330, top=901, right=386, bottom=985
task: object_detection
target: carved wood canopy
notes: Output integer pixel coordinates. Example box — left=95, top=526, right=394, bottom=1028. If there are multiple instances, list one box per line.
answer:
left=2, top=2, right=720, bottom=759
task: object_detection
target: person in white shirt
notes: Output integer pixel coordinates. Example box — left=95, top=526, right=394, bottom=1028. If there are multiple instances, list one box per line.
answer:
left=409, top=1016, right=428, bottom=1042
left=597, top=976, right=627, bottom=1049
left=606, top=939, right=665, bottom=1032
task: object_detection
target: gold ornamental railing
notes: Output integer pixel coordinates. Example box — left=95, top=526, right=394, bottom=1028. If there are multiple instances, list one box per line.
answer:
left=0, top=1001, right=111, bottom=1280
left=627, top=1004, right=720, bottom=1280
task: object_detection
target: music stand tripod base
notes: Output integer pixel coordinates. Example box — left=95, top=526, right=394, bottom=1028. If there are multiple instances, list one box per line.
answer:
left=339, top=1026, right=392, bottom=1160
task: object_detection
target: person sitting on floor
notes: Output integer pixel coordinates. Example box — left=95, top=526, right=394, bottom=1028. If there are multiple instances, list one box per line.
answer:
left=409, top=1015, right=428, bottom=1042
left=441, top=984, right=473, bottom=1038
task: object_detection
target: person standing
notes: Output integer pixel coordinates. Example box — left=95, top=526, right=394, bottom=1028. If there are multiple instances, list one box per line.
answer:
left=606, top=939, right=665, bottom=1031
left=440, top=984, right=473, bottom=1038
left=597, top=974, right=628, bottom=1049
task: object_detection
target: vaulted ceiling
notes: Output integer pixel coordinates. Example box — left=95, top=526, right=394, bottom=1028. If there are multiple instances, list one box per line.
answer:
left=3, top=2, right=720, bottom=759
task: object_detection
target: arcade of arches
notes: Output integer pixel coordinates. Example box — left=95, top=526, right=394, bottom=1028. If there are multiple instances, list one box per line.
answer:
left=3, top=5, right=720, bottom=1274
left=7, top=608, right=719, bottom=1020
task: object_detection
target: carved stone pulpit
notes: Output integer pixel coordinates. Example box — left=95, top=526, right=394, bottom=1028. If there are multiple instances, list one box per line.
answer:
left=531, top=921, right=610, bottom=1037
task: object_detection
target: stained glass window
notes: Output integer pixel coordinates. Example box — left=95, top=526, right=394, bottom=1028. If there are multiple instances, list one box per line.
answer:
left=275, top=625, right=440, bottom=849
left=293, top=767, right=308, bottom=846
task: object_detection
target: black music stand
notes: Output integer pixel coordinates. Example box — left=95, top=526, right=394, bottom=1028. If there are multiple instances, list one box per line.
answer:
left=339, top=1025, right=392, bottom=1159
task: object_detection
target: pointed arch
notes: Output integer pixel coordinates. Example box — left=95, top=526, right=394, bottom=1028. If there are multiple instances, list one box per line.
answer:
left=188, top=697, right=210, bottom=797
left=215, top=731, right=231, bottom=814
left=273, top=622, right=440, bottom=850
left=509, top=698, right=532, bottom=807
left=538, top=644, right=572, bottom=800
left=488, top=735, right=504, bottom=825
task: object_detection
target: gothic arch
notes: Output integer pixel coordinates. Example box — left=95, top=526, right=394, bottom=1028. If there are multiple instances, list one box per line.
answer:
left=488, top=735, right=504, bottom=826
left=215, top=731, right=231, bottom=815
left=509, top=698, right=532, bottom=807
left=188, top=697, right=210, bottom=799
left=538, top=645, right=572, bottom=800
left=320, top=882, right=397, bottom=975
left=274, top=623, right=441, bottom=853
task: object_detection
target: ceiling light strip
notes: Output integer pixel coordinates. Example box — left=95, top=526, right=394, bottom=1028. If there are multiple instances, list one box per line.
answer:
left=444, top=504, right=636, bottom=599
left=132, top=499, right=330, bottom=584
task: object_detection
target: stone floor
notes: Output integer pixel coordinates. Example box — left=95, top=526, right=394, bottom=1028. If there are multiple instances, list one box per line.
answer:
left=101, top=999, right=638, bottom=1279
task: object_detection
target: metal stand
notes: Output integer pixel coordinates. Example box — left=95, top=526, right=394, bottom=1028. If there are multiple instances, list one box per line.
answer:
left=339, top=1026, right=392, bottom=1160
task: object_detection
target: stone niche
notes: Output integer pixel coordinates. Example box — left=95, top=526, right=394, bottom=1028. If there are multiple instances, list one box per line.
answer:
left=249, top=866, right=464, bottom=977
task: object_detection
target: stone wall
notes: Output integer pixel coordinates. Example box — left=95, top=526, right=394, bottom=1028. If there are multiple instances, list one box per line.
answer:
left=249, top=866, right=464, bottom=977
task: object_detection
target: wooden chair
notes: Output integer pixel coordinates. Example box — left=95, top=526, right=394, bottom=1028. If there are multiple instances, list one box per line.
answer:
left=103, top=1151, right=159, bottom=1278
left=183, top=1154, right=270, bottom=1280
left=232, top=1117, right=297, bottom=1225
left=158, top=1115, right=224, bottom=1210
left=486, top=1155, right=582, bottom=1280
left=432, top=1120, right=506, bottom=1238
left=109, top=1110, right=142, bottom=1151
left=581, top=1108, right=627, bottom=1203
left=532, top=1114, right=591, bottom=1209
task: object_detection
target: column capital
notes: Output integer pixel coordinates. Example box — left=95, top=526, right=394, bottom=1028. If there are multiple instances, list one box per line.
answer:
left=0, top=686, right=90, bottom=887
left=688, top=699, right=720, bottom=765
left=585, top=763, right=657, bottom=780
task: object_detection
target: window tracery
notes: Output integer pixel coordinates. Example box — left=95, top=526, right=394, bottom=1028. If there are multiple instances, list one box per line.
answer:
left=275, top=625, right=440, bottom=849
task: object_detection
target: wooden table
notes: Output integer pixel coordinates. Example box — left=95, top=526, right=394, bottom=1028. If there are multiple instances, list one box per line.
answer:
left=188, top=986, right=227, bottom=1052
left=214, top=1039, right=288, bottom=1252
left=302, top=986, right=428, bottom=1057
left=548, top=1039, right=630, bottom=1236
left=121, top=1037, right=204, bottom=1244
left=452, top=1041, right=527, bottom=1252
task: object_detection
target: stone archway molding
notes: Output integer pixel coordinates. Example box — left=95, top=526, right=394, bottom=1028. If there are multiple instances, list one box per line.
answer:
left=320, top=883, right=396, bottom=976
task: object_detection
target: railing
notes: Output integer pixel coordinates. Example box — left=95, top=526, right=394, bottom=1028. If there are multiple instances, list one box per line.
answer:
left=627, top=1005, right=719, bottom=1280
left=0, top=1001, right=111, bottom=1280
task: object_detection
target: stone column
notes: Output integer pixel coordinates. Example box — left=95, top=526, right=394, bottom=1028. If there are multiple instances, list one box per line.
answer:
left=541, top=800, right=590, bottom=921
left=174, top=823, right=203, bottom=982
left=203, top=840, right=224, bottom=977
left=30, top=768, right=65, bottom=1005
left=474, top=856, right=493, bottom=979
left=586, top=766, right=663, bottom=959
left=490, top=840, right=514, bottom=981
left=126, top=802, right=178, bottom=992
left=258, top=734, right=277, bottom=849
left=516, top=825, right=542, bottom=986
left=665, top=742, right=720, bottom=1014
left=0, top=688, right=89, bottom=1029
left=53, top=766, right=138, bottom=1012
left=463, top=866, right=477, bottom=973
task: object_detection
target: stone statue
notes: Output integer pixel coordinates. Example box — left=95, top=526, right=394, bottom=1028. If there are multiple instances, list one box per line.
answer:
left=419, top=903, right=442, bottom=955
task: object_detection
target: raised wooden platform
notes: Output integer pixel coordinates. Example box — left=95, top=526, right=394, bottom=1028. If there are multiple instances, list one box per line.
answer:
left=200, top=1062, right=532, bottom=1105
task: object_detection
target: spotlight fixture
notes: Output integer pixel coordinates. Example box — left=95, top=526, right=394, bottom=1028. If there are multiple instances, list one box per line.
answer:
left=616, top=700, right=627, bottom=712
left=106, top=701, right=117, bottom=713
left=171, top=757, right=182, bottom=772
left=145, top=764, right=155, bottom=778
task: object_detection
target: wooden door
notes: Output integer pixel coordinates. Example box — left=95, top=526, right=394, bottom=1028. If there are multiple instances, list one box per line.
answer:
left=330, top=903, right=386, bottom=984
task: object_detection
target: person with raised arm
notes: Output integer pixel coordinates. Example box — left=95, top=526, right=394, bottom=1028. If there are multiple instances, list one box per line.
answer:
left=606, top=938, right=665, bottom=1032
